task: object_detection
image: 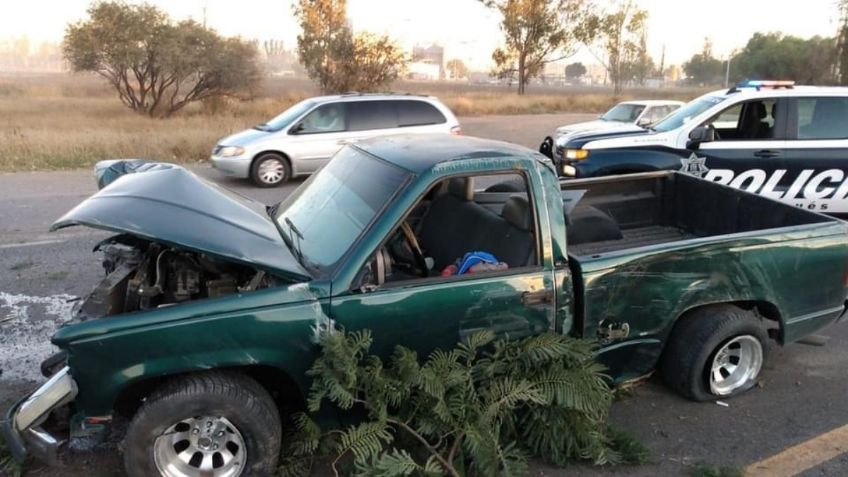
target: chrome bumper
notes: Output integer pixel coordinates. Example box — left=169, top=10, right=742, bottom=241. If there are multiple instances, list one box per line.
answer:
left=1, top=367, right=77, bottom=465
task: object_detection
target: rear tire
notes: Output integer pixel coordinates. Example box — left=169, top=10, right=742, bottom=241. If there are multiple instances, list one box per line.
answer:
left=660, top=305, right=768, bottom=401
left=250, top=153, right=290, bottom=187
left=123, top=371, right=281, bottom=477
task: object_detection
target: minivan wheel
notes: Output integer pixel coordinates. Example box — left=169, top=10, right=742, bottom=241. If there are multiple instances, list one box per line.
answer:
left=660, top=305, right=768, bottom=401
left=250, top=153, right=290, bottom=187
left=123, top=371, right=281, bottom=477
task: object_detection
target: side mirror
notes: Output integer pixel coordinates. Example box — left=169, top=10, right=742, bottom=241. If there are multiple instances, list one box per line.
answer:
left=290, top=123, right=305, bottom=135
left=636, top=117, right=651, bottom=127
left=687, top=125, right=715, bottom=149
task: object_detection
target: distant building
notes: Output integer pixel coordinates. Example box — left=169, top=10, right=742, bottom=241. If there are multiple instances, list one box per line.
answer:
left=412, top=44, right=444, bottom=79
left=408, top=62, right=441, bottom=81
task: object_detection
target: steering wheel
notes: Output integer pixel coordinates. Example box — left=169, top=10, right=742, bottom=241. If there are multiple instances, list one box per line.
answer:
left=399, top=222, right=429, bottom=278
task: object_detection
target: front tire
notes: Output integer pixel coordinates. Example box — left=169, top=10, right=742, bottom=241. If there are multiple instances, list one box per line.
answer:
left=250, top=153, right=290, bottom=187
left=123, top=371, right=281, bottom=477
left=660, top=305, right=768, bottom=401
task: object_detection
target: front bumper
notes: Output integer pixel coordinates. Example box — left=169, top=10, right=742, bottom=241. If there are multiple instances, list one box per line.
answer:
left=210, top=155, right=251, bottom=178
left=1, top=367, right=78, bottom=465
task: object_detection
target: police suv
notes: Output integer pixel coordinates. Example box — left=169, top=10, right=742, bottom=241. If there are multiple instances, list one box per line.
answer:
left=553, top=81, right=848, bottom=216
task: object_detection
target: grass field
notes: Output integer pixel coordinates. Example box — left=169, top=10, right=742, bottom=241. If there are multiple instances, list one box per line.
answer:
left=0, top=73, right=704, bottom=171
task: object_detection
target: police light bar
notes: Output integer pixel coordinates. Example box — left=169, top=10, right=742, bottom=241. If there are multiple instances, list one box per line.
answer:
left=729, top=80, right=795, bottom=93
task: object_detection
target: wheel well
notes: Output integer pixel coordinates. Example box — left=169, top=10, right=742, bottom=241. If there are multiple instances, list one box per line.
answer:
left=674, top=301, right=784, bottom=343
left=112, top=366, right=306, bottom=419
left=251, top=150, right=291, bottom=174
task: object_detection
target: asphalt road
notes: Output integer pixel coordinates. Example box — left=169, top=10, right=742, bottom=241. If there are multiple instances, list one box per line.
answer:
left=1, top=112, right=847, bottom=476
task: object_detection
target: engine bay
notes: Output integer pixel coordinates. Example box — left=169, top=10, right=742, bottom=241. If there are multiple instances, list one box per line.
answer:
left=75, top=235, right=277, bottom=320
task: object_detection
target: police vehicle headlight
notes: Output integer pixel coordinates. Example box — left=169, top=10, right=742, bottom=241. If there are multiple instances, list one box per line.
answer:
left=217, top=146, right=245, bottom=157
left=564, top=149, right=589, bottom=160
left=562, top=165, right=577, bottom=176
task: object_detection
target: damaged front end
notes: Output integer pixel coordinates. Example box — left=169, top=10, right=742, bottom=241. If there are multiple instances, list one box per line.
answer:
left=4, top=162, right=321, bottom=465
left=76, top=235, right=277, bottom=321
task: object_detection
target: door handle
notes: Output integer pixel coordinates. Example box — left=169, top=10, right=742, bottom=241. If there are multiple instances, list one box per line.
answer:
left=521, top=289, right=553, bottom=307
left=754, top=149, right=781, bottom=158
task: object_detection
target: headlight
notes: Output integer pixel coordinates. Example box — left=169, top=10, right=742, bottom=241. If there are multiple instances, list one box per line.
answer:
left=217, top=146, right=245, bottom=157
left=564, top=149, right=589, bottom=160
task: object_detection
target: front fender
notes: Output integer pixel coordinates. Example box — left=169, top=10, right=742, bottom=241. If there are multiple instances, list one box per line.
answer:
left=575, top=148, right=684, bottom=177
left=57, top=285, right=330, bottom=416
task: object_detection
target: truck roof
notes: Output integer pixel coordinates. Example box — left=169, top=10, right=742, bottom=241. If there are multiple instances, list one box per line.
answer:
left=354, top=134, right=538, bottom=174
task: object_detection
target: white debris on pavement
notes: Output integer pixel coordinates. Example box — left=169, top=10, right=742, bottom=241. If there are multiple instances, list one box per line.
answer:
left=0, top=291, right=77, bottom=382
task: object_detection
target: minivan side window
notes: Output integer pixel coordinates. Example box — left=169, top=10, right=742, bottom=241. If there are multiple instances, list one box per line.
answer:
left=396, top=100, right=447, bottom=127
left=297, top=103, right=346, bottom=134
left=796, top=98, right=848, bottom=140
left=347, top=101, right=399, bottom=131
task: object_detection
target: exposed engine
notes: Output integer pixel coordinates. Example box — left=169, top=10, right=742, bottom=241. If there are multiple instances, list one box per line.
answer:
left=76, top=235, right=276, bottom=320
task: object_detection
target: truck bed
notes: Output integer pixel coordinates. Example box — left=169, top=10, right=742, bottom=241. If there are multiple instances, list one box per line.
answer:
left=562, top=172, right=832, bottom=258
left=569, top=225, right=695, bottom=256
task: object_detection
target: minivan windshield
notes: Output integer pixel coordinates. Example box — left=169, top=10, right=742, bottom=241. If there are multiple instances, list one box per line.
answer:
left=274, top=147, right=409, bottom=273
left=601, top=103, right=645, bottom=122
left=257, top=100, right=316, bottom=132
left=651, top=95, right=725, bottom=132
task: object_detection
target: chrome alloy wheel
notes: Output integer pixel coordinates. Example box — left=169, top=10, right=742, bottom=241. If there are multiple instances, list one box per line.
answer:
left=153, top=415, right=246, bottom=477
left=709, top=335, right=763, bottom=396
left=257, top=158, right=285, bottom=185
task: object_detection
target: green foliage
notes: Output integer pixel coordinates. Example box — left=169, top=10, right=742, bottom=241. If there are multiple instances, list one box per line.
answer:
left=294, top=0, right=407, bottom=94
left=732, top=33, right=836, bottom=85
left=483, top=0, right=589, bottom=94
left=63, top=1, right=260, bottom=117
left=578, top=0, right=649, bottom=94
left=689, top=461, right=745, bottom=477
left=683, top=38, right=725, bottom=86
left=279, top=329, right=640, bottom=476
left=565, top=62, right=587, bottom=80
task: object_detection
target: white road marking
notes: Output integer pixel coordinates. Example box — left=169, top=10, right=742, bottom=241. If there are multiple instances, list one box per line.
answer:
left=0, top=239, right=67, bottom=249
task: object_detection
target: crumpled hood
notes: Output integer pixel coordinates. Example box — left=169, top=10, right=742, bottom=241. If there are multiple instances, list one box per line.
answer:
left=52, top=164, right=309, bottom=280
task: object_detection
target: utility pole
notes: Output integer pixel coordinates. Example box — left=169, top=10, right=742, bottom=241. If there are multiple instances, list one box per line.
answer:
left=724, top=49, right=737, bottom=88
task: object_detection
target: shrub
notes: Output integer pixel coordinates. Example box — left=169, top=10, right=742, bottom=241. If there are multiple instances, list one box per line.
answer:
left=278, top=329, right=645, bottom=476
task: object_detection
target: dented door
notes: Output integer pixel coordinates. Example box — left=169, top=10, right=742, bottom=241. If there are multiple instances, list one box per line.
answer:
left=330, top=270, right=555, bottom=359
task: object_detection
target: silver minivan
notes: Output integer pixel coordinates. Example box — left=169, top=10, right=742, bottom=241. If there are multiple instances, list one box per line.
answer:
left=210, top=94, right=462, bottom=186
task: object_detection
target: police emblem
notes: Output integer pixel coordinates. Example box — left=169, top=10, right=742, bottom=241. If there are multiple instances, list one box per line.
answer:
left=679, top=153, right=709, bottom=178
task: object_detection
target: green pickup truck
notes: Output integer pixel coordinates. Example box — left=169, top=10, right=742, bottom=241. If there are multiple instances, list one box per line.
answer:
left=5, top=135, right=848, bottom=477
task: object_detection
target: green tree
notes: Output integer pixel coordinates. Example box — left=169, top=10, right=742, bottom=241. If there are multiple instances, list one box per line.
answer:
left=732, top=32, right=836, bottom=85
left=579, top=0, right=649, bottom=94
left=565, top=61, right=587, bottom=80
left=620, top=31, right=654, bottom=85
left=295, top=0, right=407, bottom=93
left=446, top=58, right=469, bottom=79
left=683, top=38, right=724, bottom=86
left=483, top=0, right=589, bottom=95
left=63, top=1, right=260, bottom=118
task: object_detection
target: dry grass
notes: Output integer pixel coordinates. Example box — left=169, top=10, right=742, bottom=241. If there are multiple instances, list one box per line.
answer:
left=0, top=73, right=705, bottom=171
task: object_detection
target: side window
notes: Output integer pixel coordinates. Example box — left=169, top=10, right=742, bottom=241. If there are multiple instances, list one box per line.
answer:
left=702, top=99, right=776, bottom=140
left=297, top=103, right=346, bottom=134
left=796, top=98, right=848, bottom=140
left=359, top=173, right=539, bottom=287
left=396, top=100, right=447, bottom=127
left=347, top=101, right=398, bottom=131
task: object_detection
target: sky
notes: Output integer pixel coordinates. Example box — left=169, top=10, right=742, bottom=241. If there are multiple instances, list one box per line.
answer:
left=0, top=0, right=841, bottom=70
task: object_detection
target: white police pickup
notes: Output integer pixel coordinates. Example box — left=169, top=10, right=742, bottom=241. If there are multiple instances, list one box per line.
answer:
left=554, top=81, right=848, bottom=216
